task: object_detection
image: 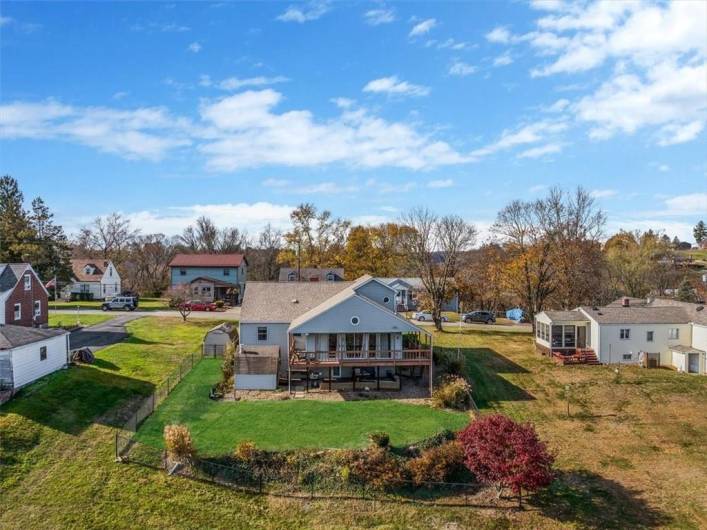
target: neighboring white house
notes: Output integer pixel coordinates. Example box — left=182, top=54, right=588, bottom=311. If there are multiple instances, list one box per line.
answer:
left=62, top=259, right=121, bottom=300
left=238, top=275, right=433, bottom=393
left=377, top=277, right=460, bottom=312
left=535, top=297, right=707, bottom=375
left=0, top=324, right=70, bottom=392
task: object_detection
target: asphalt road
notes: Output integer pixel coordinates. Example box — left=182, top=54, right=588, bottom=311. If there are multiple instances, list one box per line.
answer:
left=69, top=314, right=144, bottom=352
left=52, top=306, right=241, bottom=321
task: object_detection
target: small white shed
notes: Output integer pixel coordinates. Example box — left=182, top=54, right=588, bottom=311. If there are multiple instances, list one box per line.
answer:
left=0, top=325, right=70, bottom=391
left=202, top=322, right=238, bottom=356
left=670, top=345, right=706, bottom=374
left=235, top=344, right=280, bottom=390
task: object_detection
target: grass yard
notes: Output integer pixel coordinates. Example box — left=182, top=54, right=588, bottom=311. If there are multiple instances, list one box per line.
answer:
left=47, top=313, right=114, bottom=328
left=49, top=296, right=170, bottom=311
left=135, top=359, right=468, bottom=454
left=2, top=319, right=706, bottom=529
left=435, top=328, right=707, bottom=528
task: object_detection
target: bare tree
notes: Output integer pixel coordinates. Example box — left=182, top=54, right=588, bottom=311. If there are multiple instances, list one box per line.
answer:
left=401, top=207, right=477, bottom=330
left=249, top=223, right=282, bottom=280
left=219, top=227, right=249, bottom=253
left=123, top=234, right=177, bottom=296
left=75, top=213, right=138, bottom=261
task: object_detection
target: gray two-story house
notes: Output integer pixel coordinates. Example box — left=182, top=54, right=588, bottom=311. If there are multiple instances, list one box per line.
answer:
left=169, top=253, right=247, bottom=305
left=237, top=275, right=433, bottom=394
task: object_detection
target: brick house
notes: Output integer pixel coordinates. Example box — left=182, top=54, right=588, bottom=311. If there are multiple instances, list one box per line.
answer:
left=0, top=264, right=49, bottom=327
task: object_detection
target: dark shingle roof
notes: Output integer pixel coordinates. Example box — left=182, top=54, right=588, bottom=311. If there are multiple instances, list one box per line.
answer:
left=0, top=263, right=28, bottom=294
left=0, top=325, right=67, bottom=349
left=278, top=268, right=345, bottom=282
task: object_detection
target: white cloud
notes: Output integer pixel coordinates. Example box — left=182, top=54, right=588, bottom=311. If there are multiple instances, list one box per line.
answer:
left=300, top=181, right=359, bottom=194
left=0, top=100, right=190, bottom=161
left=352, top=214, right=389, bottom=226
left=0, top=16, right=13, bottom=26
left=198, top=89, right=471, bottom=171
left=217, top=75, right=289, bottom=91
left=187, top=42, right=202, bottom=53
left=409, top=18, right=436, bottom=37
left=544, top=98, right=570, bottom=112
left=471, top=121, right=567, bottom=158
left=530, top=184, right=548, bottom=193
left=263, top=178, right=290, bottom=188
left=517, top=142, right=564, bottom=159
left=432, top=38, right=469, bottom=50
left=198, top=74, right=212, bottom=87
left=427, top=179, right=454, bottom=189
left=363, top=76, right=430, bottom=97
left=112, top=91, right=129, bottom=100
left=448, top=61, right=476, bottom=77
left=366, top=178, right=417, bottom=194
left=663, top=193, right=707, bottom=215
left=657, top=121, right=705, bottom=146
left=576, top=61, right=706, bottom=143
left=589, top=189, right=618, bottom=199
left=364, top=8, right=395, bottom=26
left=277, top=1, right=330, bottom=23
left=493, top=52, right=513, bottom=67
left=609, top=218, right=696, bottom=243
left=486, top=26, right=511, bottom=43
left=105, top=202, right=295, bottom=236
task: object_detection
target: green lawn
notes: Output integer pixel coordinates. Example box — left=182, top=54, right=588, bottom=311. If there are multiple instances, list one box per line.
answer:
left=49, top=296, right=170, bottom=311
left=135, top=359, right=468, bottom=454
left=48, top=313, right=114, bottom=328
left=2, top=321, right=706, bottom=528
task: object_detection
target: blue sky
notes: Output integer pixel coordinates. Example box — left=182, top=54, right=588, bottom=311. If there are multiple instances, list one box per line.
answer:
left=1, top=0, right=705, bottom=242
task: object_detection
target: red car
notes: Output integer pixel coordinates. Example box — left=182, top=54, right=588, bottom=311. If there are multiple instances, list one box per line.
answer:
left=182, top=300, right=217, bottom=312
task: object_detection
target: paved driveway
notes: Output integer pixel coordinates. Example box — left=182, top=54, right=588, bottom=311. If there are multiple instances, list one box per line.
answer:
left=69, top=314, right=144, bottom=352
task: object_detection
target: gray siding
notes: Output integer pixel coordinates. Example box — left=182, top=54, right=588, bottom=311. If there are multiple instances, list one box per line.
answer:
left=289, top=296, right=420, bottom=335
left=239, top=322, right=290, bottom=369
left=354, top=281, right=396, bottom=312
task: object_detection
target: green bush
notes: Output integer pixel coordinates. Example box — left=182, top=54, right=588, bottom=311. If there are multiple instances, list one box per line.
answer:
left=215, top=300, right=225, bottom=308
left=432, top=376, right=472, bottom=410
left=407, top=441, right=465, bottom=485
left=368, top=431, right=390, bottom=448
left=415, top=429, right=457, bottom=451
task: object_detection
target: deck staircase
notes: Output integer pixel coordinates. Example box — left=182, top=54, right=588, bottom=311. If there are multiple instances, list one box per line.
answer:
left=552, top=348, right=600, bottom=366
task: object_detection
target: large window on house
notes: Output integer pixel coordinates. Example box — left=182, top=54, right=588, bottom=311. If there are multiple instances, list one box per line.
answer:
left=34, top=300, right=41, bottom=317
left=24, top=273, right=31, bottom=290
left=257, top=327, right=267, bottom=341
left=368, top=333, right=378, bottom=353
left=345, top=333, right=363, bottom=352
left=620, top=329, right=630, bottom=340
left=551, top=326, right=563, bottom=348
left=14, top=303, right=21, bottom=320
left=40, top=346, right=47, bottom=361
left=668, top=328, right=679, bottom=340
left=328, top=334, right=338, bottom=351
left=563, top=325, right=576, bottom=348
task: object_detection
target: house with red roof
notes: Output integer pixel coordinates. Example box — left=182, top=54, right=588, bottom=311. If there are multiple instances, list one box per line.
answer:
left=168, top=253, right=247, bottom=305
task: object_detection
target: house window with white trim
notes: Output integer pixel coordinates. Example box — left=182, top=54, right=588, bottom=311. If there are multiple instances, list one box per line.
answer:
left=668, top=328, right=679, bottom=340
left=14, top=303, right=21, bottom=320
left=622, top=353, right=632, bottom=361
left=24, top=273, right=31, bottom=290
left=40, top=346, right=47, bottom=361
left=620, top=329, right=631, bottom=340
left=223, top=268, right=230, bottom=276
left=257, top=327, right=267, bottom=341
left=34, top=300, right=41, bottom=317
left=646, top=331, right=654, bottom=342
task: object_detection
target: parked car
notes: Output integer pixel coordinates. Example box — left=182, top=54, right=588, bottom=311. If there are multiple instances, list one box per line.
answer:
left=412, top=311, right=449, bottom=322
left=101, top=296, right=137, bottom=311
left=182, top=300, right=218, bottom=312
left=463, top=310, right=496, bottom=324
left=119, top=290, right=140, bottom=307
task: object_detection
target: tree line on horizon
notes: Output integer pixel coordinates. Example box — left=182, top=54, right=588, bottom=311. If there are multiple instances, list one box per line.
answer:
left=1, top=175, right=704, bottom=329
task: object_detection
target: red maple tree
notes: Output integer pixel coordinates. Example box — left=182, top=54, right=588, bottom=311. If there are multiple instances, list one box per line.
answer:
left=458, top=414, right=554, bottom=507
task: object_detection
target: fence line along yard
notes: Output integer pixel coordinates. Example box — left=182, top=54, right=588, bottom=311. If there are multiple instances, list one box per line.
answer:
left=114, top=432, right=487, bottom=508
left=115, top=349, right=224, bottom=458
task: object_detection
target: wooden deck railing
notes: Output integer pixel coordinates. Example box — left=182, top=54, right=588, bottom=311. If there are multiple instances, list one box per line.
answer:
left=289, top=348, right=432, bottom=365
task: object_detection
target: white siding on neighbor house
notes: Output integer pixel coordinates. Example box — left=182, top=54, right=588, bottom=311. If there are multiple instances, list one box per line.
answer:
left=0, top=292, right=6, bottom=324
left=239, top=322, right=290, bottom=369
left=596, top=323, right=691, bottom=365
left=691, top=324, right=707, bottom=374
left=9, top=333, right=69, bottom=389
left=100, top=262, right=121, bottom=298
